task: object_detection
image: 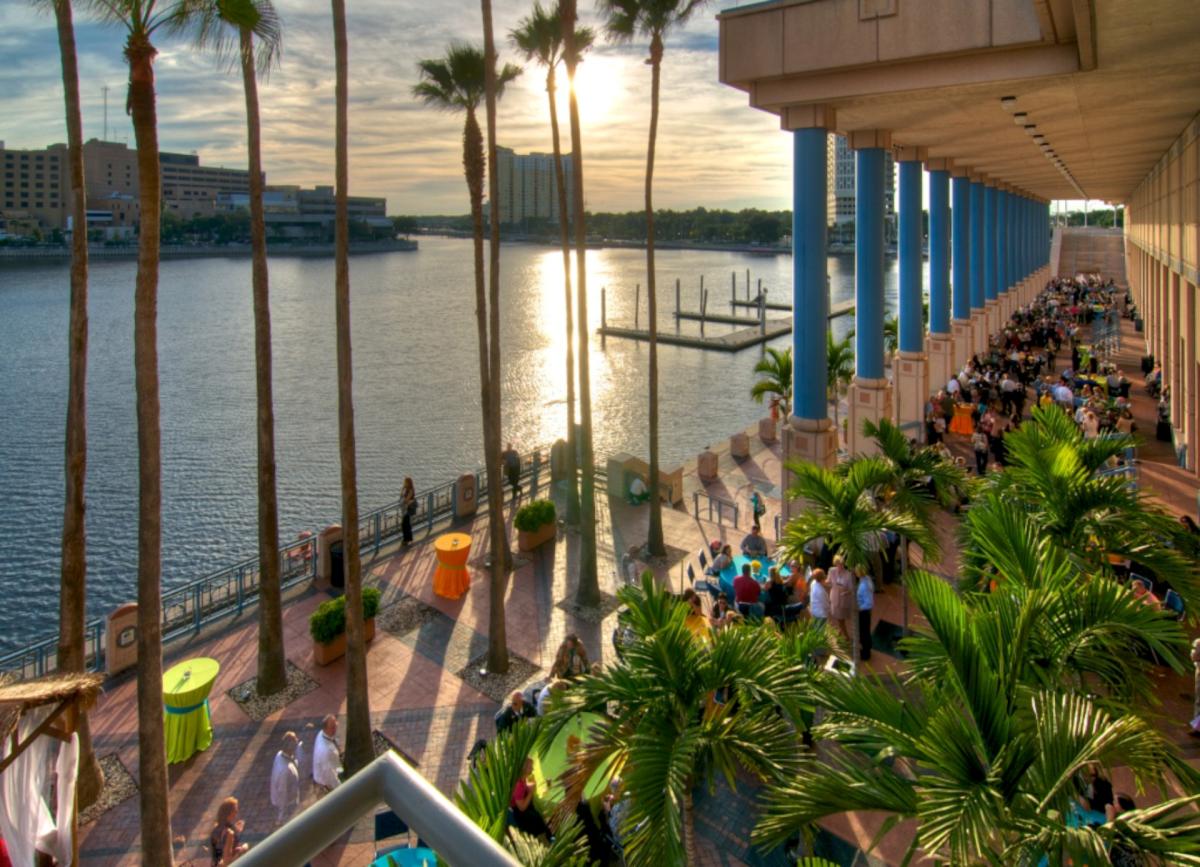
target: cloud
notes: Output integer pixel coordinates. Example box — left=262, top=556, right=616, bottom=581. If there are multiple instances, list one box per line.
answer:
left=1, top=0, right=792, bottom=214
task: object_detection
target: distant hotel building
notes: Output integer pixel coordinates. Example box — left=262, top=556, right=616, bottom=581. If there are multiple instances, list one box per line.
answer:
left=216, top=185, right=389, bottom=239
left=832, top=134, right=895, bottom=225
left=492, top=147, right=576, bottom=226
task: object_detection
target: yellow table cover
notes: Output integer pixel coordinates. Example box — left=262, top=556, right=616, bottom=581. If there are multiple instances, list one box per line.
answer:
left=163, top=657, right=220, bottom=764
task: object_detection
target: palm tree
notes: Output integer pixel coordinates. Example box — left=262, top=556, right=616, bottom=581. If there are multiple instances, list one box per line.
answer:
left=755, top=569, right=1200, bottom=865
left=980, top=406, right=1198, bottom=604
left=184, top=0, right=286, bottom=696
left=330, top=0, right=372, bottom=774
left=83, top=0, right=197, bottom=859
left=750, top=346, right=791, bottom=418
left=543, top=574, right=817, bottom=865
left=599, top=0, right=708, bottom=559
left=780, top=457, right=938, bottom=670
left=859, top=417, right=970, bottom=628
left=826, top=330, right=854, bottom=448
left=455, top=719, right=591, bottom=865
left=43, top=0, right=104, bottom=811
left=882, top=313, right=898, bottom=357
left=414, top=45, right=520, bottom=672
left=561, top=0, right=601, bottom=608
left=509, top=1, right=593, bottom=528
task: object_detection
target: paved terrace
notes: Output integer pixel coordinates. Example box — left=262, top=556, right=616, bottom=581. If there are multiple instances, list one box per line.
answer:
left=78, top=314, right=1199, bottom=867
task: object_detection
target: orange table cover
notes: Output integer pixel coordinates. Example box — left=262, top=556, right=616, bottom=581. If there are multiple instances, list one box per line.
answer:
left=433, top=532, right=472, bottom=599
left=949, top=403, right=975, bottom=436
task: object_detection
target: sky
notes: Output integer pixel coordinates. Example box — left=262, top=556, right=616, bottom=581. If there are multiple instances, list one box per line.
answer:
left=1, top=0, right=798, bottom=215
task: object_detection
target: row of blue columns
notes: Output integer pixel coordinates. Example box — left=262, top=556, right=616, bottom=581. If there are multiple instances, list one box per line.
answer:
left=789, top=129, right=1051, bottom=427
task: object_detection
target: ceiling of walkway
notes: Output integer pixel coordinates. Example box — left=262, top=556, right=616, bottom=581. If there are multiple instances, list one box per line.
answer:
left=719, top=0, right=1200, bottom=203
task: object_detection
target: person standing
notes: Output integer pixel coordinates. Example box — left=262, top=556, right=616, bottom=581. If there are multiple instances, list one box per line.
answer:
left=209, top=797, right=249, bottom=865
left=312, top=715, right=342, bottom=795
left=270, top=732, right=301, bottom=826
left=856, top=569, right=875, bottom=661
left=501, top=442, right=522, bottom=502
left=807, top=568, right=829, bottom=625
left=400, top=477, right=416, bottom=546
left=750, top=490, right=766, bottom=531
left=827, top=555, right=854, bottom=644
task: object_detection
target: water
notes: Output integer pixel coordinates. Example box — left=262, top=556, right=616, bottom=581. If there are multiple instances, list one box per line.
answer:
left=0, top=237, right=909, bottom=651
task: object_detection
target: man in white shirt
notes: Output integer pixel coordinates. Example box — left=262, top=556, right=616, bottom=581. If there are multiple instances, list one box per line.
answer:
left=946, top=376, right=961, bottom=397
left=312, top=715, right=342, bottom=794
left=270, top=731, right=301, bottom=826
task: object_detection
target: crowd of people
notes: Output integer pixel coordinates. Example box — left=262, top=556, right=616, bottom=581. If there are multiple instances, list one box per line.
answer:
left=924, top=276, right=1145, bottom=476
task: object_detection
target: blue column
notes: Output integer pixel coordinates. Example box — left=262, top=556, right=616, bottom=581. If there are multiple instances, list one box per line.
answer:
left=855, top=147, right=885, bottom=379
left=928, top=169, right=950, bottom=334
left=1019, top=196, right=1028, bottom=279
left=997, top=190, right=1007, bottom=296
left=951, top=176, right=971, bottom=320
left=969, top=180, right=985, bottom=312
left=791, top=128, right=829, bottom=422
left=984, top=184, right=997, bottom=303
left=898, top=158, right=923, bottom=353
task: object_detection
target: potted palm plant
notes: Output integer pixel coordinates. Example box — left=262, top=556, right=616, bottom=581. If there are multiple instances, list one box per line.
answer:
left=310, top=586, right=382, bottom=666
left=514, top=499, right=557, bottom=552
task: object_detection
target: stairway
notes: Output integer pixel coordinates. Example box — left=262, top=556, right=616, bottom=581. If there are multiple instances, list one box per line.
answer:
left=1055, top=227, right=1127, bottom=284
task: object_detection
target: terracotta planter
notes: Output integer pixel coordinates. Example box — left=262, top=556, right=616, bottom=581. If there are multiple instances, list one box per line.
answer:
left=313, top=617, right=375, bottom=666
left=517, top=522, right=556, bottom=552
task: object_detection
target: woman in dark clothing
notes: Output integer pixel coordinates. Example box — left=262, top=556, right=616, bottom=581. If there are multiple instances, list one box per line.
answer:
left=400, top=476, right=416, bottom=545
left=210, top=797, right=249, bottom=865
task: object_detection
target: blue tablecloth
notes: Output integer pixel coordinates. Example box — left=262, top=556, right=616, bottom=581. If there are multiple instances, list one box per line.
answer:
left=370, top=847, right=437, bottom=867
left=717, top=556, right=790, bottom=603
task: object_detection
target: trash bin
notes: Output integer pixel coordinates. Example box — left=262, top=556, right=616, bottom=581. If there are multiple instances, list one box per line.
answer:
left=329, top=540, right=345, bottom=589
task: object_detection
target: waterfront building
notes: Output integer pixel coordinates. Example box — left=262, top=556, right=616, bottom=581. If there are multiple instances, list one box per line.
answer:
left=832, top=133, right=894, bottom=226
left=718, top=0, right=1199, bottom=477
left=0, top=141, right=66, bottom=235
left=492, top=146, right=576, bottom=226
left=216, top=184, right=390, bottom=239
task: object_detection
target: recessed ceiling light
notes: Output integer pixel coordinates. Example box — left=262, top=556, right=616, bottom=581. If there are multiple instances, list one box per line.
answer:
left=1025, top=125, right=1037, bottom=135
left=1001, top=96, right=1018, bottom=111
left=1014, top=112, right=1028, bottom=124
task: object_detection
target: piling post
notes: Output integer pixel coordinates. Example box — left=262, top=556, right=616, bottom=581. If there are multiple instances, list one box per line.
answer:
left=675, top=277, right=681, bottom=327
left=730, top=271, right=736, bottom=312
left=635, top=284, right=640, bottom=330
left=746, top=268, right=750, bottom=299
left=760, top=288, right=767, bottom=335
left=601, top=287, right=607, bottom=347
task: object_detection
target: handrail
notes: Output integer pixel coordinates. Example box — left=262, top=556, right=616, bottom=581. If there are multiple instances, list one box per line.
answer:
left=238, top=751, right=516, bottom=867
left=692, top=490, right=739, bottom=527
left=0, top=444, right=549, bottom=681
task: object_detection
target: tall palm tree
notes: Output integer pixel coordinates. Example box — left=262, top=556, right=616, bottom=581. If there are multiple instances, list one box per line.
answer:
left=560, top=0, right=601, bottom=608
left=414, top=45, right=520, bottom=672
left=826, top=330, right=853, bottom=447
left=780, top=457, right=938, bottom=669
left=599, top=0, right=707, bottom=558
left=83, top=0, right=199, bottom=859
left=544, top=574, right=816, bottom=865
left=750, top=345, right=792, bottom=418
left=330, top=0, right=372, bottom=774
left=43, top=0, right=104, bottom=811
left=184, top=0, right=286, bottom=696
left=755, top=569, right=1200, bottom=865
left=509, top=1, right=593, bottom=528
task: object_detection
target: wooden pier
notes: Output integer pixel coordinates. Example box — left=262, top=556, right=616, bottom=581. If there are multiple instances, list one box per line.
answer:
left=600, top=318, right=794, bottom=352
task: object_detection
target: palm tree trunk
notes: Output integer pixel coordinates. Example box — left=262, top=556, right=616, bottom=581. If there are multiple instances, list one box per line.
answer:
left=240, top=27, right=286, bottom=698
left=481, top=0, right=510, bottom=674
left=53, top=0, right=103, bottom=813
left=548, top=68, right=579, bottom=527
left=644, top=36, right=665, bottom=559
left=683, top=789, right=697, bottom=864
left=563, top=0, right=599, bottom=608
left=331, top=0, right=372, bottom=774
left=127, top=35, right=174, bottom=866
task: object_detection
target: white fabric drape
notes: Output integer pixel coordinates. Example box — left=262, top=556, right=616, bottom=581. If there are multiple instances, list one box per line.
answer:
left=0, top=706, right=80, bottom=867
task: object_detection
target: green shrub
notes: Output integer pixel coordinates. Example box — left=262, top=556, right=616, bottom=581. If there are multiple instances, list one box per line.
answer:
left=513, top=499, right=556, bottom=532
left=310, top=586, right=383, bottom=644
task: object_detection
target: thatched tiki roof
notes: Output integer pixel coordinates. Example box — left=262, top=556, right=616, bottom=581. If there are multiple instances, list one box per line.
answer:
left=0, top=671, right=104, bottom=770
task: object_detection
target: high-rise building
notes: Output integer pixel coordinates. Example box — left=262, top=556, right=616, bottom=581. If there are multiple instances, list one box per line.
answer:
left=832, top=134, right=895, bottom=225
left=492, top=147, right=575, bottom=226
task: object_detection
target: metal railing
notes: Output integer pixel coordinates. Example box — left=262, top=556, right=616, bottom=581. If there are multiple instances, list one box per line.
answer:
left=692, top=490, right=739, bottom=527
left=0, top=445, right=549, bottom=681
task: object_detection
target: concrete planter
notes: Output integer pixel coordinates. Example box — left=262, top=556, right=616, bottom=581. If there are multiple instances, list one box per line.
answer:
left=313, top=617, right=375, bottom=667
left=517, top=522, right=556, bottom=552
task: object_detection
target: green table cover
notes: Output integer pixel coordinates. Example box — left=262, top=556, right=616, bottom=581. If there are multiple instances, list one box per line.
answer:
left=163, top=656, right=220, bottom=764
left=531, top=712, right=619, bottom=814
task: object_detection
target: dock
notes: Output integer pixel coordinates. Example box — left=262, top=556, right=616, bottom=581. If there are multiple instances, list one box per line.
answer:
left=599, top=318, right=794, bottom=352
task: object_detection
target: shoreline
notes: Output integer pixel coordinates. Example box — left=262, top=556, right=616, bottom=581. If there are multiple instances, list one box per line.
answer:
left=0, top=237, right=418, bottom=266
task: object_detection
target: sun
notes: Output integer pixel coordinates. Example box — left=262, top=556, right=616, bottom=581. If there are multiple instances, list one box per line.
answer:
left=554, top=54, right=622, bottom=125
